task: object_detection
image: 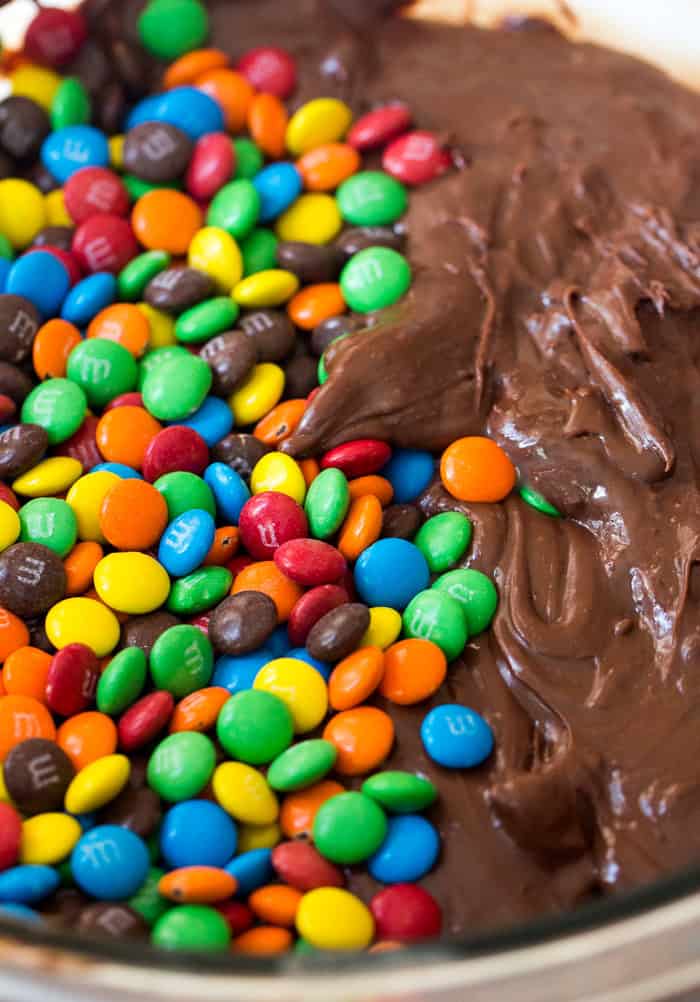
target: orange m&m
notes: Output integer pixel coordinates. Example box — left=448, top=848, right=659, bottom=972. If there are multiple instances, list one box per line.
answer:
left=99, top=479, right=169, bottom=550
left=379, top=638, right=447, bottom=705
left=287, top=283, right=345, bottom=331
left=0, top=694, right=55, bottom=761
left=88, top=303, right=150, bottom=358
left=323, top=707, right=394, bottom=776
left=248, top=93, right=288, bottom=159
left=440, top=436, right=516, bottom=503
left=96, top=406, right=162, bottom=469
left=132, top=190, right=203, bottom=255
left=297, top=143, right=360, bottom=191
left=32, top=319, right=81, bottom=379
left=328, top=646, right=385, bottom=712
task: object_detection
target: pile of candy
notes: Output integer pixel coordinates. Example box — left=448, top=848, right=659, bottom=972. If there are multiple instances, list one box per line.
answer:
left=0, top=0, right=549, bottom=956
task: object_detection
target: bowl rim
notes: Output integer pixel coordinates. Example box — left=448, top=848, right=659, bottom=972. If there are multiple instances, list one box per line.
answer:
left=3, top=858, right=700, bottom=976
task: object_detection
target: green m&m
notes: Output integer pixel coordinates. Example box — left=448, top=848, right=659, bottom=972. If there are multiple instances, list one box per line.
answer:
left=175, top=297, right=239, bottom=344
left=313, top=792, right=387, bottom=865
left=337, top=170, right=408, bottom=227
left=304, top=467, right=350, bottom=539
left=21, top=378, right=87, bottom=445
left=123, top=175, right=182, bottom=201
left=520, top=484, right=561, bottom=517
left=166, top=566, right=233, bottom=616
left=154, top=471, right=216, bottom=520
left=118, top=251, right=171, bottom=301
left=138, top=346, right=190, bottom=388
left=147, top=731, right=216, bottom=802
left=138, top=0, right=209, bottom=60
left=433, top=568, right=498, bottom=635
left=0, top=235, right=14, bottom=261
left=96, top=647, right=148, bottom=716
left=233, top=138, right=264, bottom=180
left=362, top=771, right=438, bottom=813
left=150, top=624, right=214, bottom=698
left=402, top=589, right=468, bottom=661
left=152, top=904, right=230, bottom=952
left=19, top=497, right=77, bottom=557
left=129, top=867, right=169, bottom=926
left=415, top=511, right=472, bottom=573
left=51, top=77, right=91, bottom=130
left=340, top=246, right=411, bottom=313
left=66, top=339, right=138, bottom=408
left=207, top=179, right=261, bottom=239
left=217, top=690, right=294, bottom=765
left=267, top=739, right=337, bottom=792
left=241, top=228, right=279, bottom=276
left=141, top=352, right=212, bottom=420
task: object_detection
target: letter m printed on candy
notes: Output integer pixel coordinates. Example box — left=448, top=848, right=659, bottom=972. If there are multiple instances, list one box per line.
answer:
left=15, top=553, right=46, bottom=587
left=142, top=127, right=179, bottom=162
left=13, top=712, right=44, bottom=742
left=169, top=517, right=198, bottom=554
left=81, top=835, right=121, bottom=867
left=405, top=604, right=437, bottom=642
left=9, top=308, right=38, bottom=356
left=184, top=639, right=205, bottom=679
left=87, top=180, right=119, bottom=213
left=80, top=355, right=112, bottom=383
left=27, top=752, right=61, bottom=790
left=80, top=232, right=127, bottom=272
left=25, top=511, right=56, bottom=540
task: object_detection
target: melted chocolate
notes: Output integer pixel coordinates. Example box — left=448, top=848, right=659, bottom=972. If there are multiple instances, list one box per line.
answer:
left=96, top=0, right=700, bottom=933
left=210, top=1, right=700, bottom=931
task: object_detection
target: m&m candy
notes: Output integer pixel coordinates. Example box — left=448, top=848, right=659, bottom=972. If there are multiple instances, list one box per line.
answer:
left=0, top=0, right=523, bottom=958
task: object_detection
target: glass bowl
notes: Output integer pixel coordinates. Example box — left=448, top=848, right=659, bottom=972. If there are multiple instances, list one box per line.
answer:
left=4, top=863, right=700, bottom=1001
left=2, top=3, right=700, bottom=1000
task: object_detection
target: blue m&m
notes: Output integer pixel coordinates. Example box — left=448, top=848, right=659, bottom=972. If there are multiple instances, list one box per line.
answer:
left=354, top=538, right=430, bottom=610
left=61, top=272, right=117, bottom=326
left=7, top=251, right=71, bottom=320
left=253, top=163, right=303, bottom=223
left=71, top=825, right=150, bottom=900
left=421, top=704, right=494, bottom=769
left=173, top=397, right=234, bottom=447
left=224, top=848, right=274, bottom=898
left=0, top=865, right=59, bottom=904
left=381, top=448, right=435, bottom=503
left=41, top=125, right=110, bottom=183
left=127, top=87, right=225, bottom=141
left=160, top=800, right=237, bottom=869
left=212, top=650, right=276, bottom=694
left=368, top=815, right=440, bottom=883
left=204, top=462, right=251, bottom=523
left=158, top=508, right=216, bottom=577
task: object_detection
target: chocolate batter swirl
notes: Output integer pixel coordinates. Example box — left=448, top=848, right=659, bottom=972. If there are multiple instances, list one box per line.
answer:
left=120, top=0, right=700, bottom=932
left=275, top=1, right=700, bottom=930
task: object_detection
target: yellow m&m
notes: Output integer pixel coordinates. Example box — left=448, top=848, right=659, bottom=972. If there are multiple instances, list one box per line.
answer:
left=250, top=452, right=306, bottom=505
left=229, top=363, right=284, bottom=425
left=254, top=658, right=328, bottom=734
left=232, top=270, right=299, bottom=309
left=296, top=888, right=374, bottom=951
left=212, top=762, right=279, bottom=825
left=13, top=457, right=83, bottom=499
left=189, top=226, right=243, bottom=292
left=20, top=813, right=82, bottom=866
left=361, top=607, right=403, bottom=650
left=286, top=98, right=353, bottom=156
left=64, top=754, right=131, bottom=815
left=276, top=194, right=342, bottom=245
left=93, top=552, right=171, bottom=614
left=46, top=598, right=120, bottom=657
